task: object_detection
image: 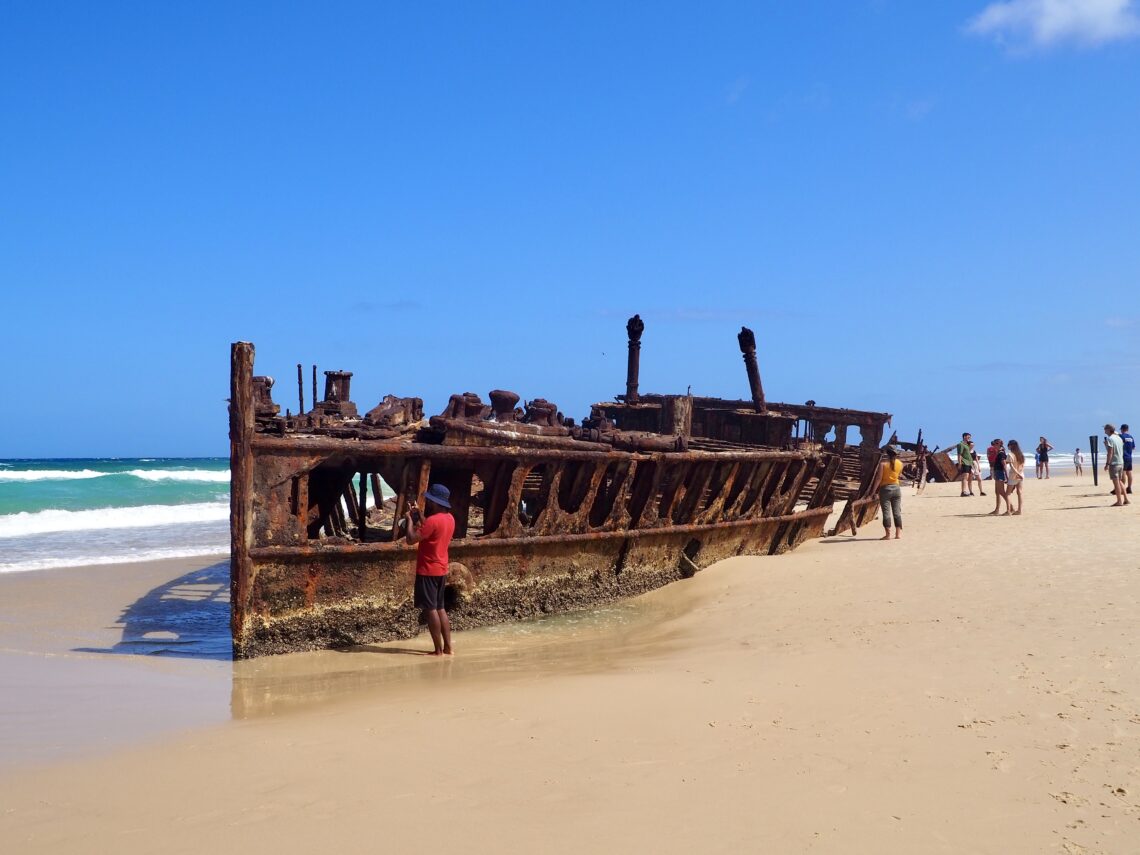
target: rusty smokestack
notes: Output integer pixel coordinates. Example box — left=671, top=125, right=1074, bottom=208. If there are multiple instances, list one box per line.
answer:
left=737, top=326, right=766, bottom=413
left=625, top=314, right=644, bottom=403
left=297, top=363, right=304, bottom=414
left=312, top=365, right=318, bottom=410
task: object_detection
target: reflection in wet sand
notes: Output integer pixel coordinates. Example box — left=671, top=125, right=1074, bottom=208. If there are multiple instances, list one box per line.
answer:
left=231, top=586, right=700, bottom=719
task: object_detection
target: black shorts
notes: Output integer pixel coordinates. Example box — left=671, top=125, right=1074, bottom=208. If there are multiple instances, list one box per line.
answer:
left=414, top=575, right=447, bottom=610
left=1125, top=459, right=1134, bottom=472
left=959, top=464, right=972, bottom=474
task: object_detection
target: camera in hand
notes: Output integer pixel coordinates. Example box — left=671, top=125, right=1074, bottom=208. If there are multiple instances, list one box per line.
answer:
left=409, top=505, right=423, bottom=525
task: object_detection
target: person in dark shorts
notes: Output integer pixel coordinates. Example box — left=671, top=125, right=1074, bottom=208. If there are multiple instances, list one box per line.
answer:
left=956, top=432, right=976, bottom=496
left=1036, top=437, right=1053, bottom=479
left=1120, top=424, right=1134, bottom=495
left=405, top=483, right=456, bottom=655
left=989, top=439, right=1011, bottom=516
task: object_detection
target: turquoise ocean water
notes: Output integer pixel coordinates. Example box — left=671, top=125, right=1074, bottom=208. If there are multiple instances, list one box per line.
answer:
left=0, top=458, right=231, bottom=573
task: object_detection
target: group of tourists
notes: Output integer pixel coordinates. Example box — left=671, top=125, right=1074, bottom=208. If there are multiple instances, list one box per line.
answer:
left=951, top=433, right=1027, bottom=515
left=953, top=435, right=1019, bottom=514
left=1073, top=425, right=1133, bottom=504
left=1104, top=423, right=1134, bottom=507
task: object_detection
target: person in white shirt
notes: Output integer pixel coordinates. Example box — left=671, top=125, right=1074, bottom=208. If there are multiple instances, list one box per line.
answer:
left=1073, top=447, right=1084, bottom=477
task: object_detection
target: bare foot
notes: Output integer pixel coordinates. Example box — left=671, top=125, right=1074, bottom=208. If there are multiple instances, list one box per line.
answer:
left=880, top=533, right=891, bottom=540
left=980, top=492, right=987, bottom=496
left=1004, top=511, right=1012, bottom=516
left=988, top=510, right=1000, bottom=515
left=1012, top=511, right=1021, bottom=515
left=443, top=648, right=454, bottom=655
left=894, top=532, right=901, bottom=539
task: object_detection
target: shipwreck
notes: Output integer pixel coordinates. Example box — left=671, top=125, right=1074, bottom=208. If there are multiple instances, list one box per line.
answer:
left=229, top=317, right=892, bottom=658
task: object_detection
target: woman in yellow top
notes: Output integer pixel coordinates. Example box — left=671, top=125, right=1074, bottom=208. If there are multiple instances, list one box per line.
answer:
left=879, top=446, right=904, bottom=540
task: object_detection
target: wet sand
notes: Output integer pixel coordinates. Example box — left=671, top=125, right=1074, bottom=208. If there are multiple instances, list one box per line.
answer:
left=1, top=477, right=1138, bottom=853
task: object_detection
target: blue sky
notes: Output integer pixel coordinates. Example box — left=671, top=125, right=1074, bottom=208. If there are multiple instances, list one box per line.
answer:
left=2, top=1, right=1138, bottom=457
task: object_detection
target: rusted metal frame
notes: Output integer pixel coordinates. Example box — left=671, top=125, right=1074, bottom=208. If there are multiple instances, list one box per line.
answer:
left=249, top=501, right=835, bottom=561
left=763, top=460, right=826, bottom=548
left=654, top=460, right=692, bottom=527
left=806, top=454, right=842, bottom=510
left=759, top=459, right=805, bottom=518
left=357, top=471, right=368, bottom=540
left=229, top=343, right=256, bottom=637
left=481, top=460, right=517, bottom=536
left=626, top=460, right=665, bottom=528
left=409, top=459, right=431, bottom=516
left=388, top=458, right=432, bottom=540
left=602, top=460, right=636, bottom=530
left=495, top=464, right=532, bottom=539
left=250, top=435, right=822, bottom=464
left=292, top=474, right=308, bottom=528
left=829, top=455, right=885, bottom=536
left=747, top=461, right=785, bottom=520
left=533, top=465, right=569, bottom=536
left=389, top=458, right=411, bottom=541
left=557, top=461, right=595, bottom=517
left=344, top=480, right=359, bottom=527
left=724, top=460, right=762, bottom=518
left=584, top=459, right=619, bottom=530
left=695, top=461, right=741, bottom=526
left=671, top=460, right=716, bottom=525
left=330, top=491, right=347, bottom=535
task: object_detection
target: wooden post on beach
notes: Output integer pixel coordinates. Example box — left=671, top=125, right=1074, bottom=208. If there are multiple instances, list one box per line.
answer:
left=1090, top=435, right=1099, bottom=486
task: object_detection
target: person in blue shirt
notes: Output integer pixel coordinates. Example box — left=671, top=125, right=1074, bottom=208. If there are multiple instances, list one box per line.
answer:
left=1121, top=423, right=1135, bottom=495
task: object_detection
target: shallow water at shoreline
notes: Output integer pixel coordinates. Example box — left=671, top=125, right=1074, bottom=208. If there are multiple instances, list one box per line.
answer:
left=0, top=554, right=705, bottom=768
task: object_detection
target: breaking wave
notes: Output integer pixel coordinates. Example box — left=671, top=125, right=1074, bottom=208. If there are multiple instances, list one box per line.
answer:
left=0, top=502, right=230, bottom=538
left=0, top=468, right=230, bottom=483
left=0, top=546, right=229, bottom=574
left=0, top=469, right=108, bottom=482
left=123, top=469, right=230, bottom=482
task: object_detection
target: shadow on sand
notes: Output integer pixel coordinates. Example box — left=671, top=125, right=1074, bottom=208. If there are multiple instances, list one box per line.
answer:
left=73, top=561, right=232, bottom=661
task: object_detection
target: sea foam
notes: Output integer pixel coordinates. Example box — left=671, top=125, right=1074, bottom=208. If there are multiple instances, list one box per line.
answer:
left=0, top=545, right=228, bottom=574
left=0, top=501, right=230, bottom=538
left=124, top=469, right=230, bottom=482
left=0, top=468, right=230, bottom=483
left=0, top=469, right=108, bottom=482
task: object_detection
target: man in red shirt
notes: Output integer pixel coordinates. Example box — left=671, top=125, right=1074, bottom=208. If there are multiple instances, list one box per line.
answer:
left=405, top=483, right=456, bottom=655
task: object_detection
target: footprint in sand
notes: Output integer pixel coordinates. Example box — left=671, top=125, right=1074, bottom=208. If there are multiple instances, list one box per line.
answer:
left=957, top=718, right=995, bottom=730
left=985, top=749, right=1010, bottom=772
left=1050, top=791, right=1090, bottom=806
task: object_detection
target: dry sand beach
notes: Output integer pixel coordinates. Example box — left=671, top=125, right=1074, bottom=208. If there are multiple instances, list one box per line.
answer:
left=1, top=476, right=1138, bottom=854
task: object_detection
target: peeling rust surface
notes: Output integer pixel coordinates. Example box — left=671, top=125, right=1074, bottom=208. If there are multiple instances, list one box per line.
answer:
left=229, top=317, right=893, bottom=658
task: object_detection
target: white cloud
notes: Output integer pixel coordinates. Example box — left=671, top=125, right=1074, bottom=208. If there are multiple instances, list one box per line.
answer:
left=967, top=0, right=1140, bottom=48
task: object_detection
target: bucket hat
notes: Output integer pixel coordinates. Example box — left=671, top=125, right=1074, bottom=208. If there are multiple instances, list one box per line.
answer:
left=424, top=483, right=451, bottom=509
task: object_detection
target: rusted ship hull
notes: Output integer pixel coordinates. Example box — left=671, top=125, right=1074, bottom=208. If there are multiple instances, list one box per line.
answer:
left=239, top=500, right=832, bottom=658
left=230, top=318, right=891, bottom=658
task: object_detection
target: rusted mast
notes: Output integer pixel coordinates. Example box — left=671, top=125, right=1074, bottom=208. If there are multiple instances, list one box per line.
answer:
left=737, top=326, right=767, bottom=413
left=229, top=342, right=255, bottom=643
left=625, top=314, right=644, bottom=403
left=296, top=363, right=304, bottom=414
